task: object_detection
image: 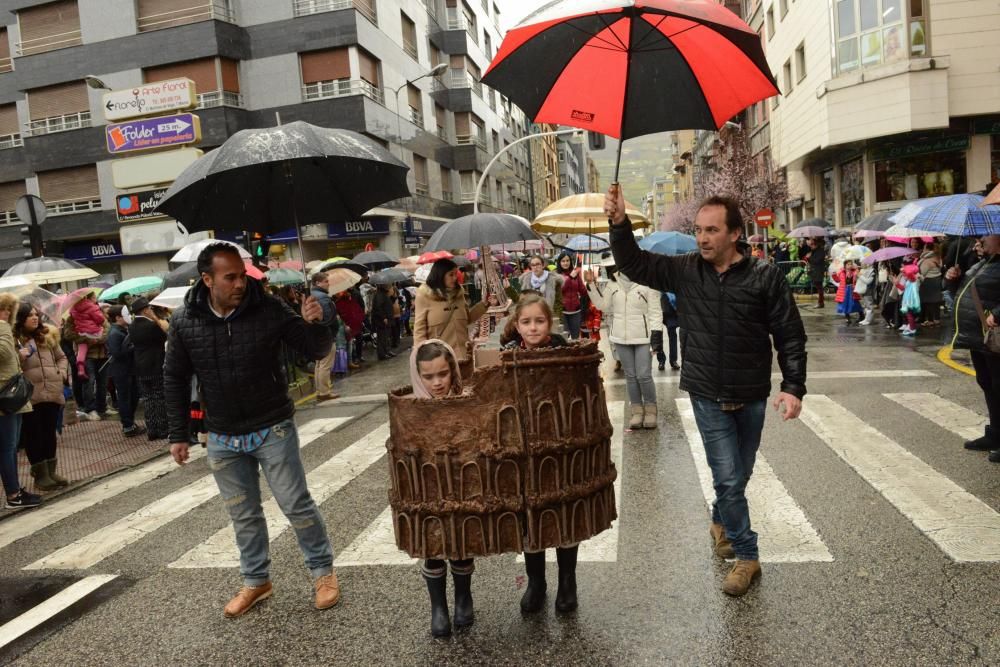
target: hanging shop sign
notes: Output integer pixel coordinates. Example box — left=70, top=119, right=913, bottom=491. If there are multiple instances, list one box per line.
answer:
left=64, top=239, right=125, bottom=263
left=329, top=219, right=391, bottom=238
left=106, top=113, right=201, bottom=154
left=867, top=136, right=970, bottom=162
left=111, top=147, right=203, bottom=189
left=116, top=188, right=168, bottom=223
left=102, top=78, right=197, bottom=122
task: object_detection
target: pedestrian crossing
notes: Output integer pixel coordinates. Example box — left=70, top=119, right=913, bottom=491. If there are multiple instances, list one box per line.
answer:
left=3, top=390, right=999, bottom=578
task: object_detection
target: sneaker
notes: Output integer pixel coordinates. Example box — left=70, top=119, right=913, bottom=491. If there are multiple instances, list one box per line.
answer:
left=76, top=410, right=88, bottom=419
left=902, top=328, right=917, bottom=336
left=104, top=407, right=118, bottom=415
left=6, top=489, right=43, bottom=508
left=898, top=323, right=909, bottom=331
left=123, top=425, right=147, bottom=438
left=85, top=411, right=101, bottom=421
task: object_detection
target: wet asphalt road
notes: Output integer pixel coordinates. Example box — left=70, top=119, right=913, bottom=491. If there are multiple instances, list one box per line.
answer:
left=1, top=309, right=998, bottom=666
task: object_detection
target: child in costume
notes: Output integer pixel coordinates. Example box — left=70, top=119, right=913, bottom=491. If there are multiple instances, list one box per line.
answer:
left=897, top=263, right=922, bottom=336
left=834, top=259, right=865, bottom=325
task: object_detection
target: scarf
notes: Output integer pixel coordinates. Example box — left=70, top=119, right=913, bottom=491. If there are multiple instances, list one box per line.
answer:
left=529, top=270, right=549, bottom=291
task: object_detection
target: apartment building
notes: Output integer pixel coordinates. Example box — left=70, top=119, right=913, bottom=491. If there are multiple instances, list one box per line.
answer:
left=527, top=121, right=559, bottom=217
left=0, top=0, right=532, bottom=278
left=763, top=0, right=1000, bottom=229
left=556, top=133, right=583, bottom=198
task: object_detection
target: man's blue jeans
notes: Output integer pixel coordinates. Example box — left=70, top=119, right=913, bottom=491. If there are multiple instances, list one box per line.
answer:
left=81, top=358, right=108, bottom=414
left=690, top=397, right=766, bottom=561
left=206, top=419, right=333, bottom=586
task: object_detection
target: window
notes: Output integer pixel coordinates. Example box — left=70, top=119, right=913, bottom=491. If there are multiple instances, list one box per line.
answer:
left=0, top=181, right=26, bottom=224
left=483, top=32, right=492, bottom=59
left=137, top=0, right=234, bottom=32
left=401, top=12, right=418, bottom=59
left=357, top=49, right=381, bottom=88
left=492, top=130, right=499, bottom=154
left=875, top=152, right=967, bottom=202
left=440, top=166, right=453, bottom=201
left=834, top=0, right=909, bottom=74
left=413, top=155, right=428, bottom=195
left=558, top=150, right=565, bottom=162
left=145, top=57, right=242, bottom=108
left=26, top=81, right=90, bottom=136
left=779, top=0, right=788, bottom=18
left=15, top=0, right=81, bottom=56
left=37, top=165, right=100, bottom=215
left=840, top=158, right=863, bottom=227
left=782, top=59, right=793, bottom=94
left=795, top=42, right=806, bottom=81
left=910, top=0, right=927, bottom=56
left=0, top=104, right=21, bottom=149
left=0, top=29, right=11, bottom=73
left=821, top=168, right=835, bottom=223
left=766, top=6, right=775, bottom=39
left=434, top=104, right=447, bottom=140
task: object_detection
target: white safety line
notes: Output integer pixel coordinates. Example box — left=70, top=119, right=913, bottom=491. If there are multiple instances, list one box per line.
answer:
left=334, top=506, right=417, bottom=567
left=573, top=401, right=625, bottom=562
left=801, top=396, right=1000, bottom=562
left=884, top=393, right=986, bottom=442
left=603, top=369, right=936, bottom=387
left=676, top=398, right=834, bottom=563
left=0, top=574, right=118, bottom=648
left=171, top=424, right=390, bottom=569
left=24, top=417, right=350, bottom=571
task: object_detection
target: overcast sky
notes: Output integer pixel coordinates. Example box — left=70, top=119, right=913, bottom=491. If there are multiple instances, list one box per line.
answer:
left=497, top=0, right=539, bottom=32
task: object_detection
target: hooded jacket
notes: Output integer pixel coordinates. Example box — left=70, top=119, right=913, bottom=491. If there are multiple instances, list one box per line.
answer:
left=610, top=221, right=807, bottom=402
left=586, top=273, right=662, bottom=345
left=413, top=284, right=487, bottom=362
left=409, top=339, right=463, bottom=398
left=946, top=255, right=1000, bottom=352
left=163, top=278, right=332, bottom=442
left=18, top=325, right=67, bottom=405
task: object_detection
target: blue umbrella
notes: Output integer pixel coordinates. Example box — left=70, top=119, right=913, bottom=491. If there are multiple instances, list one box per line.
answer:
left=904, top=193, right=1000, bottom=236
left=638, top=231, right=698, bottom=256
left=557, top=234, right=610, bottom=253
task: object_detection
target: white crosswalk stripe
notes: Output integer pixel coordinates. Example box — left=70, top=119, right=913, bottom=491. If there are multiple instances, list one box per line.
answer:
left=0, top=575, right=119, bottom=649
left=800, top=396, right=1000, bottom=562
left=23, top=417, right=351, bottom=571
left=884, top=393, right=986, bottom=441
left=676, top=398, right=833, bottom=563
left=170, top=423, right=389, bottom=569
left=603, top=370, right=936, bottom=388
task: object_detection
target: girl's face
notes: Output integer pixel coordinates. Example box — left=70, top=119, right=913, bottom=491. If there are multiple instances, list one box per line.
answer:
left=23, top=309, right=39, bottom=333
left=559, top=256, right=571, bottom=270
left=444, top=269, right=458, bottom=289
left=516, top=304, right=551, bottom=349
left=844, top=260, right=855, bottom=270
left=418, top=356, right=453, bottom=398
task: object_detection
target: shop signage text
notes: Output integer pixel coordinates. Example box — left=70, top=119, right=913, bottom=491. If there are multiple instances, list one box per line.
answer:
left=117, top=188, right=168, bottom=223
left=103, top=78, right=197, bottom=122
left=331, top=220, right=391, bottom=237
left=867, top=136, right=970, bottom=162
left=64, top=240, right=124, bottom=263
left=106, top=113, right=201, bottom=154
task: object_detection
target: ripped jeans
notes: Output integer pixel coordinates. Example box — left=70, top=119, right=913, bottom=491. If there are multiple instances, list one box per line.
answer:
left=207, top=419, right=333, bottom=586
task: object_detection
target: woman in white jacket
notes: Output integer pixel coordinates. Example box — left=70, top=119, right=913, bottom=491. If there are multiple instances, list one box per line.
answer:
left=585, top=262, right=661, bottom=429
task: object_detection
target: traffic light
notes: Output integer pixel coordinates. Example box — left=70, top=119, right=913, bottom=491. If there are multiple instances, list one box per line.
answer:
left=19, top=222, right=42, bottom=258
left=250, top=232, right=271, bottom=260
left=588, top=131, right=606, bottom=151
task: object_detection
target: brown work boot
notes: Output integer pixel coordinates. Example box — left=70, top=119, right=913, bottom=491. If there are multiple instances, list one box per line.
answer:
left=709, top=523, right=735, bottom=559
left=314, top=573, right=341, bottom=610
left=722, top=560, right=761, bottom=597
left=223, top=582, right=273, bottom=618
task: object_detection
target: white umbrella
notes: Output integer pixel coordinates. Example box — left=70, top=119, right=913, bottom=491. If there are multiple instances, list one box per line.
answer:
left=2, top=256, right=98, bottom=284
left=887, top=199, right=937, bottom=227
left=414, top=264, right=432, bottom=284
left=149, top=286, right=192, bottom=310
left=325, top=268, right=363, bottom=295
left=0, top=276, right=32, bottom=291
left=170, top=239, right=251, bottom=263
left=883, top=224, right=945, bottom=239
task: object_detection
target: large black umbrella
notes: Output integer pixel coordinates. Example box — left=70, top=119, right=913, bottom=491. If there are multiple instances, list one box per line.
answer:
left=155, top=122, right=410, bottom=279
left=318, top=260, right=368, bottom=275
left=163, top=261, right=200, bottom=288
left=351, top=250, right=398, bottom=270
left=854, top=211, right=894, bottom=232
left=422, top=213, right=539, bottom=252
left=368, top=268, right=412, bottom=285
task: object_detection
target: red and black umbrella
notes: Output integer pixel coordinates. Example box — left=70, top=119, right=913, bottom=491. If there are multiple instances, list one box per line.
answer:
left=482, top=0, right=778, bottom=181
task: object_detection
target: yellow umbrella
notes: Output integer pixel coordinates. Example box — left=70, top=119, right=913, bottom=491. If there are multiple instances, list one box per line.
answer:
left=532, top=192, right=649, bottom=234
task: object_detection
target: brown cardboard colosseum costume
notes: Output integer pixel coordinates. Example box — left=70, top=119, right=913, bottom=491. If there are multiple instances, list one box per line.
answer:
left=387, top=340, right=617, bottom=560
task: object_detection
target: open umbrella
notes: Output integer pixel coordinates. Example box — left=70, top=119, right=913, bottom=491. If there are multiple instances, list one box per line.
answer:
left=351, top=250, right=398, bottom=270
left=170, top=239, right=251, bottom=263
left=984, top=182, right=1000, bottom=207
left=155, top=122, right=409, bottom=283
left=532, top=193, right=648, bottom=233
left=318, top=259, right=368, bottom=276
left=0, top=278, right=61, bottom=323
left=638, top=231, right=698, bottom=256
left=422, top=213, right=540, bottom=252
left=368, top=268, right=413, bottom=285
left=267, top=267, right=306, bottom=286
left=244, top=262, right=265, bottom=281
left=482, top=0, right=777, bottom=182
left=862, top=247, right=919, bottom=265
left=326, top=268, right=363, bottom=295
left=854, top=211, right=895, bottom=233
left=99, top=275, right=164, bottom=302
left=787, top=222, right=833, bottom=239
left=3, top=256, right=98, bottom=284
left=882, top=224, right=942, bottom=242
left=149, top=286, right=191, bottom=310
left=163, top=261, right=200, bottom=288
left=557, top=234, right=611, bottom=253
left=888, top=198, right=939, bottom=227
left=417, top=250, right=453, bottom=264
left=902, top=193, right=1000, bottom=237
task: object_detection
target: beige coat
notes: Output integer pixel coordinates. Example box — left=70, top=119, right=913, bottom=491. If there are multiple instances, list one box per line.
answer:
left=0, top=321, right=32, bottom=414
left=413, top=285, right=487, bottom=362
left=19, top=325, right=68, bottom=406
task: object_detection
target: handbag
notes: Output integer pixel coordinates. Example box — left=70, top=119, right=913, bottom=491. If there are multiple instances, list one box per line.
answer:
left=970, top=283, right=1000, bottom=354
left=0, top=373, right=33, bottom=415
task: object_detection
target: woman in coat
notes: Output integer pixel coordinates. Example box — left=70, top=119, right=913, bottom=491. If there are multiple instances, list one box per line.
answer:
left=917, top=241, right=944, bottom=326
left=518, top=255, right=564, bottom=311
left=413, top=258, right=488, bottom=363
left=554, top=252, right=587, bottom=339
left=585, top=261, right=662, bottom=429
left=15, top=302, right=69, bottom=491
left=0, top=294, right=41, bottom=508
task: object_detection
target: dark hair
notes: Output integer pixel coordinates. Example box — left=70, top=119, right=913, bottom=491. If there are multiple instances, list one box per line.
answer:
left=14, top=302, right=46, bottom=345
left=426, top=258, right=458, bottom=293
left=555, top=252, right=575, bottom=274
left=196, top=242, right=243, bottom=276
left=108, top=305, right=124, bottom=322
left=698, top=196, right=744, bottom=234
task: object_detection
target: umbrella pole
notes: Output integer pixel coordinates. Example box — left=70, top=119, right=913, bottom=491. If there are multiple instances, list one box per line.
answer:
left=285, top=162, right=310, bottom=286
left=612, top=140, right=624, bottom=186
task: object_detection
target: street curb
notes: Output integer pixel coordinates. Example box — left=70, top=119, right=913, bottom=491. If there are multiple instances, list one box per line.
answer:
left=937, top=345, right=975, bottom=377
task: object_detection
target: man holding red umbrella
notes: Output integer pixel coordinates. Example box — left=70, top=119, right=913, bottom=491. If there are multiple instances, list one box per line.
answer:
left=606, top=186, right=807, bottom=597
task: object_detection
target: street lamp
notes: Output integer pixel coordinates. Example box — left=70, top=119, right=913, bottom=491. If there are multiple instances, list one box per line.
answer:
left=84, top=75, right=110, bottom=90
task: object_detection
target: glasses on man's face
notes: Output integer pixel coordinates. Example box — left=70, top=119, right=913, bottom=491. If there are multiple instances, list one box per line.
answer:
left=530, top=262, right=542, bottom=267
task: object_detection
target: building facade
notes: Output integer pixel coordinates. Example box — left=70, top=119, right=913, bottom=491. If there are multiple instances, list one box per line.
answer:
left=556, top=133, right=583, bottom=198
left=763, top=0, right=1000, bottom=229
left=527, top=121, right=559, bottom=217
left=0, top=0, right=533, bottom=278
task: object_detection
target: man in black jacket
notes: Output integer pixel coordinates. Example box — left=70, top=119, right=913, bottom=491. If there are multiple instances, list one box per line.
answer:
left=106, top=306, right=145, bottom=438
left=607, top=188, right=807, bottom=597
left=164, top=243, right=339, bottom=618
left=128, top=297, right=169, bottom=440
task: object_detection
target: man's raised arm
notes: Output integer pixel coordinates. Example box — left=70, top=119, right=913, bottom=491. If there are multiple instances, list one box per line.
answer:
left=605, top=185, right=677, bottom=292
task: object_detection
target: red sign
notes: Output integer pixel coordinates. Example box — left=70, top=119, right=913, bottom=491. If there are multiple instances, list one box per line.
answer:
left=754, top=208, right=774, bottom=227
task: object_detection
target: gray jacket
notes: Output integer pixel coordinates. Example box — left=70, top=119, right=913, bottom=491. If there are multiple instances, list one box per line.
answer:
left=518, top=271, right=564, bottom=309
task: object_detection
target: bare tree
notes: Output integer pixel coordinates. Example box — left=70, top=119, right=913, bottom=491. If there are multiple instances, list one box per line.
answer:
left=665, top=128, right=786, bottom=235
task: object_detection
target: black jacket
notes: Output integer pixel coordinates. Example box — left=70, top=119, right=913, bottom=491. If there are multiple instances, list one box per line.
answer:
left=129, top=317, right=167, bottom=378
left=106, top=324, right=134, bottom=378
left=945, top=255, right=1000, bottom=353
left=372, top=290, right=394, bottom=322
left=163, top=278, right=333, bottom=442
left=610, top=221, right=807, bottom=401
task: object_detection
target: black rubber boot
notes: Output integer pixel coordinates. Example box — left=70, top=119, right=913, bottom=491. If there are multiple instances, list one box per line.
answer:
left=555, top=546, right=578, bottom=613
left=423, top=574, right=451, bottom=637
left=520, top=551, right=547, bottom=613
left=964, top=425, right=996, bottom=451
left=451, top=561, right=474, bottom=629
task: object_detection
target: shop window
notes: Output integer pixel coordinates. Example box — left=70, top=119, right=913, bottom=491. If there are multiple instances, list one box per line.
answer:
left=840, top=158, right=863, bottom=228
left=874, top=152, right=967, bottom=202
left=821, top=168, right=835, bottom=224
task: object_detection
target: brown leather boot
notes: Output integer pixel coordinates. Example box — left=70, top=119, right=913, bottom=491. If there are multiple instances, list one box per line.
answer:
left=223, top=582, right=273, bottom=618
left=722, top=560, right=761, bottom=597
left=709, top=523, right=735, bottom=559
left=314, top=573, right=341, bottom=610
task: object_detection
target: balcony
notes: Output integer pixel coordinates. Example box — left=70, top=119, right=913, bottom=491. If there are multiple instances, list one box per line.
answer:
left=403, top=39, right=418, bottom=60
left=442, top=189, right=454, bottom=202
left=0, top=133, right=23, bottom=150
left=455, top=133, right=487, bottom=151
left=446, top=8, right=476, bottom=43
left=24, top=111, right=91, bottom=137
left=15, top=29, right=82, bottom=57
left=46, top=197, right=102, bottom=217
left=436, top=126, right=448, bottom=141
left=448, top=69, right=483, bottom=99
left=407, top=108, right=424, bottom=127
left=0, top=211, right=19, bottom=225
left=137, top=1, right=236, bottom=32
left=414, top=180, right=429, bottom=196
left=0, top=57, right=12, bottom=73
left=293, top=0, right=377, bottom=25
left=196, top=90, right=244, bottom=109
left=302, top=79, right=385, bottom=105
